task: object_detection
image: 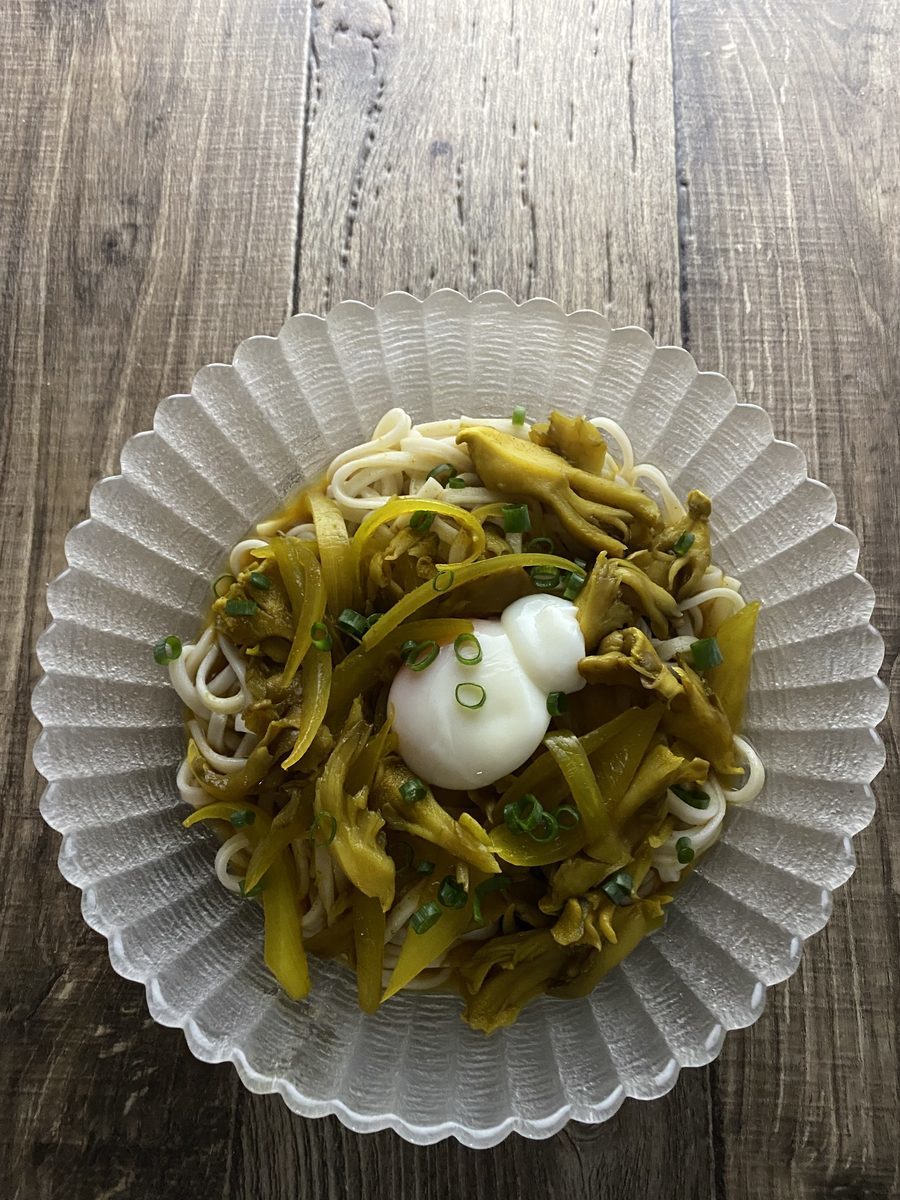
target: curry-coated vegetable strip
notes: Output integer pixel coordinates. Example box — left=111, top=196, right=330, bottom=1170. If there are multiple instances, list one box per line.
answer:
left=243, top=818, right=308, bottom=893
left=187, top=740, right=275, bottom=803
left=268, top=537, right=326, bottom=688
left=353, top=892, right=386, bottom=1013
left=352, top=497, right=487, bottom=573
left=543, top=731, right=627, bottom=865
left=308, top=489, right=358, bottom=616
left=382, top=866, right=480, bottom=1000
left=708, top=599, right=760, bottom=732
left=281, top=644, right=332, bottom=769
left=360, top=552, right=582, bottom=650
left=315, top=710, right=396, bottom=910
left=262, top=847, right=311, bottom=999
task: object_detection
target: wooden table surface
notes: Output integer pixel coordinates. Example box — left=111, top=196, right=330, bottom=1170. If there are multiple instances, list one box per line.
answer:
left=3, top=2, right=898, bottom=1197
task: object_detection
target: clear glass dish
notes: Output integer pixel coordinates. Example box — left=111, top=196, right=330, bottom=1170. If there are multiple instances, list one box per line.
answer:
left=32, top=290, right=887, bottom=1147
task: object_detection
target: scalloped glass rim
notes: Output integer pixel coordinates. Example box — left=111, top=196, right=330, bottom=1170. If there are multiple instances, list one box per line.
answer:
left=32, top=290, right=887, bottom=1149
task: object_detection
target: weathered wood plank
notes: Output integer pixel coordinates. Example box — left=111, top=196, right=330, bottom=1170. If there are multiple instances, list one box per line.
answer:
left=673, top=2, right=900, bottom=1196
left=0, top=2, right=309, bottom=1198
left=295, top=0, right=680, bottom=338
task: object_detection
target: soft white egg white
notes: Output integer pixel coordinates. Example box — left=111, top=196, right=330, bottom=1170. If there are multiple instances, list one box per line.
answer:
left=388, top=594, right=586, bottom=791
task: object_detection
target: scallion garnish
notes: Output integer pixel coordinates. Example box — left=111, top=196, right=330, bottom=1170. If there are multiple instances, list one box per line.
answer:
left=310, top=621, right=333, bottom=651
left=556, top=805, right=581, bottom=829
left=410, top=900, right=443, bottom=934
left=546, top=691, right=568, bottom=717
left=399, top=777, right=427, bottom=804
left=433, top=569, right=455, bottom=592
left=472, top=874, right=510, bottom=924
left=213, top=574, right=234, bottom=598
left=601, top=870, right=633, bottom=906
left=224, top=597, right=258, bottom=616
left=229, top=809, right=256, bottom=828
left=410, top=509, right=436, bottom=532
left=405, top=639, right=439, bottom=671
left=399, top=639, right=419, bottom=662
left=502, top=503, right=531, bottom=533
left=672, top=531, right=696, bottom=556
left=503, top=794, right=542, bottom=834
left=455, top=681, right=486, bottom=710
left=530, top=811, right=559, bottom=842
left=676, top=836, right=695, bottom=864
left=531, top=565, right=560, bottom=590
left=152, top=634, right=182, bottom=665
left=337, top=608, right=369, bottom=640
left=528, top=536, right=555, bottom=554
left=366, top=612, right=382, bottom=629
left=427, top=463, right=456, bottom=485
left=511, top=404, right=527, bottom=426
left=239, top=876, right=267, bottom=899
left=248, top=570, right=270, bottom=590
left=416, top=860, right=436, bottom=876
left=690, top=636, right=724, bottom=671
left=671, top=784, right=710, bottom=809
left=437, top=875, right=468, bottom=909
left=447, top=476, right=467, bottom=489
left=454, top=632, right=483, bottom=665
left=563, top=570, right=586, bottom=601
left=308, top=812, right=337, bottom=847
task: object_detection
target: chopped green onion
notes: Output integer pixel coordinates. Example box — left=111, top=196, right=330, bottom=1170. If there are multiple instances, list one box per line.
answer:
left=337, top=608, right=369, bottom=639
left=399, top=639, right=419, bottom=662
left=556, top=805, right=581, bottom=829
left=672, top=531, right=696, bottom=557
left=546, top=691, right=568, bottom=717
left=530, top=810, right=560, bottom=842
left=511, top=405, right=526, bottom=426
left=229, top=809, right=256, bottom=828
left=415, top=859, right=436, bottom=876
left=601, top=870, right=633, bottom=907
left=248, top=570, right=270, bottom=590
left=310, top=621, right=333, bottom=651
left=427, top=463, right=456, bottom=485
left=153, top=635, right=182, bottom=665
left=528, top=536, right=555, bottom=554
left=366, top=612, right=382, bottom=629
left=447, top=476, right=467, bottom=489
left=472, top=874, right=510, bottom=924
left=502, top=503, right=531, bottom=533
left=671, top=784, right=710, bottom=809
left=563, top=571, right=586, bottom=601
left=399, top=777, right=427, bottom=804
left=572, top=557, right=587, bottom=570
left=455, top=682, right=486, bottom=710
left=676, top=836, right=695, bottom=864
left=437, top=875, right=468, bottom=909
left=410, top=509, right=436, bottom=532
left=239, top=876, right=267, bottom=899
left=308, top=812, right=337, bottom=847
left=404, top=640, right=439, bottom=672
left=390, top=841, right=414, bottom=870
left=454, top=633, right=483, bottom=665
left=213, top=574, right=234, bottom=598
left=410, top=899, right=443, bottom=934
left=433, top=569, right=455, bottom=592
left=506, top=793, right=542, bottom=833
left=691, top=637, right=724, bottom=671
left=224, top=597, right=258, bottom=616
left=531, top=566, right=560, bottom=590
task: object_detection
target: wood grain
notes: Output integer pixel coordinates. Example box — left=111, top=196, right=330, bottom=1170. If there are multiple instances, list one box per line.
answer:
left=673, top=2, right=900, bottom=1196
left=1, top=0, right=897, bottom=1197
left=0, top=1, right=309, bottom=1197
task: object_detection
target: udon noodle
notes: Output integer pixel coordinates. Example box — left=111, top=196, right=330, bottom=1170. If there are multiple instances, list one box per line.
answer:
left=158, top=407, right=764, bottom=1032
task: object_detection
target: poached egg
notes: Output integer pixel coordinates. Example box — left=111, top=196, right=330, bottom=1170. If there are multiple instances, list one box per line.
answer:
left=388, top=593, right=586, bottom=790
